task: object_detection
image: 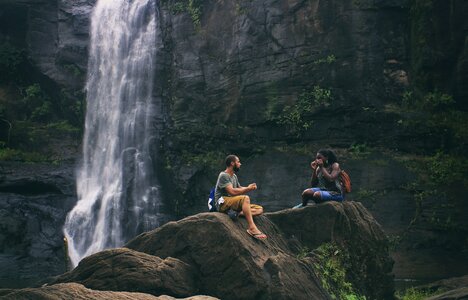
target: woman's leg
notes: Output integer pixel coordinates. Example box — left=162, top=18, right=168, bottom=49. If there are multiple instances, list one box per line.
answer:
left=302, top=188, right=317, bottom=206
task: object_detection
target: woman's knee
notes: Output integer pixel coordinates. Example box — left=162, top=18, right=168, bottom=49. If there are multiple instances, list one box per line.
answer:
left=313, top=191, right=321, bottom=198
left=243, top=195, right=251, bottom=204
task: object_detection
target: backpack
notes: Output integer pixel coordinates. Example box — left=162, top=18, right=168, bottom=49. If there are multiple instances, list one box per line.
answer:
left=207, top=187, right=217, bottom=212
left=340, top=170, right=352, bottom=193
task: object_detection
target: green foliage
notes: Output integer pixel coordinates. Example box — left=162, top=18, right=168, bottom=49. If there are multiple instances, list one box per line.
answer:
left=399, top=151, right=467, bottom=232
left=171, top=2, right=185, bottom=13
left=402, top=90, right=454, bottom=112
left=396, top=287, right=439, bottom=300
left=63, top=64, right=84, bottom=77
left=170, top=0, right=202, bottom=29
left=277, top=86, right=333, bottom=136
left=59, top=88, right=85, bottom=127
left=313, top=243, right=366, bottom=300
left=313, top=54, right=336, bottom=65
left=187, top=0, right=202, bottom=28
left=348, top=143, right=371, bottom=158
left=296, top=246, right=310, bottom=259
left=427, top=151, right=466, bottom=186
left=21, top=84, right=54, bottom=122
left=0, top=41, right=25, bottom=82
left=398, top=89, right=467, bottom=153
left=179, top=150, right=225, bottom=169
left=0, top=147, right=47, bottom=162
left=354, top=189, right=378, bottom=204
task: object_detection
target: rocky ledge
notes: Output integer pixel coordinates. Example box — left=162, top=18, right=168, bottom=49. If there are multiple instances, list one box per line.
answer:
left=1, top=201, right=394, bottom=299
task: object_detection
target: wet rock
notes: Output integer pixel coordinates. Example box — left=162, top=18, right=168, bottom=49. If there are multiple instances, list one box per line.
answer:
left=0, top=161, right=77, bottom=288
left=0, top=282, right=218, bottom=300
left=267, top=201, right=395, bottom=300
left=126, top=201, right=393, bottom=299
left=50, top=248, right=198, bottom=298
left=426, top=287, right=468, bottom=300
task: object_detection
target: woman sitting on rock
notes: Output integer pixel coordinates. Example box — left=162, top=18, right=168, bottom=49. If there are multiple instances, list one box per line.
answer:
left=294, top=149, right=344, bottom=208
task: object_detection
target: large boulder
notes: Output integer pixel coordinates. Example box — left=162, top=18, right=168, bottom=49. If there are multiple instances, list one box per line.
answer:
left=126, top=210, right=330, bottom=300
left=0, top=282, right=218, bottom=300
left=426, top=287, right=468, bottom=300
left=267, top=201, right=395, bottom=300
left=125, top=201, right=393, bottom=300
left=49, top=248, right=198, bottom=298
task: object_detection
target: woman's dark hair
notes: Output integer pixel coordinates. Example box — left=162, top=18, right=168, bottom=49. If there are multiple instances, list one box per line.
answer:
left=317, top=149, right=338, bottom=166
left=225, top=154, right=238, bottom=166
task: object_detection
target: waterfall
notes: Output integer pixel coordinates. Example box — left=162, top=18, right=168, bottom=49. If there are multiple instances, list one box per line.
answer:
left=64, top=0, right=160, bottom=267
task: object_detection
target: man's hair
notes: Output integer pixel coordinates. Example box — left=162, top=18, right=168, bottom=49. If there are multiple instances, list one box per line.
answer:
left=225, top=154, right=238, bottom=167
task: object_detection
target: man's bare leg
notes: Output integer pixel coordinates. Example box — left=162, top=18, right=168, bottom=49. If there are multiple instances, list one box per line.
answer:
left=242, top=196, right=262, bottom=234
left=239, top=206, right=263, bottom=217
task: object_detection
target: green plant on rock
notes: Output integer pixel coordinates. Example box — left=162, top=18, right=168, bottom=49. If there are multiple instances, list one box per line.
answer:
left=354, top=189, right=378, bottom=204
left=63, top=63, right=84, bottom=77
left=396, top=287, right=440, bottom=300
left=348, top=143, right=371, bottom=159
left=313, top=54, right=336, bottom=65
left=277, top=86, right=333, bottom=137
left=21, top=84, right=53, bottom=122
left=170, top=0, right=202, bottom=29
left=0, top=147, right=47, bottom=162
left=312, top=243, right=366, bottom=300
left=296, top=246, right=311, bottom=259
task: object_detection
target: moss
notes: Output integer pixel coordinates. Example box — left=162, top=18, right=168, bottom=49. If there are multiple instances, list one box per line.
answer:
left=311, top=243, right=366, bottom=300
left=396, top=287, right=441, bottom=300
left=347, top=143, right=371, bottom=159
left=179, top=149, right=225, bottom=169
left=0, top=147, right=47, bottom=162
left=168, top=0, right=203, bottom=29
left=276, top=86, right=333, bottom=137
left=313, top=54, right=336, bottom=65
left=62, top=64, right=84, bottom=77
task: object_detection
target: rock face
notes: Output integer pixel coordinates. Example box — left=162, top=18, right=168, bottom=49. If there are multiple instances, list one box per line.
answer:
left=426, top=288, right=468, bottom=300
left=8, top=201, right=392, bottom=299
left=0, top=162, right=77, bottom=288
left=0, top=0, right=93, bottom=88
left=0, top=282, right=218, bottom=300
left=124, top=201, right=393, bottom=300
left=50, top=248, right=198, bottom=298
left=267, top=201, right=395, bottom=300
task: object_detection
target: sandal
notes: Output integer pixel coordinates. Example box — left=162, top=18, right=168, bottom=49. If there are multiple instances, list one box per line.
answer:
left=247, top=229, right=267, bottom=240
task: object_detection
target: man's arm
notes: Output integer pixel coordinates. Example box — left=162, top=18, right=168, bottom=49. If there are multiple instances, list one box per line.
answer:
left=225, top=183, right=257, bottom=196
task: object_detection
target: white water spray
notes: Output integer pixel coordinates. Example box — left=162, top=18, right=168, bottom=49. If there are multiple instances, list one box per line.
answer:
left=64, top=0, right=160, bottom=267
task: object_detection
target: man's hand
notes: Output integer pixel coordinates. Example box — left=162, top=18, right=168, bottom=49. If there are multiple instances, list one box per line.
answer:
left=248, top=183, right=257, bottom=191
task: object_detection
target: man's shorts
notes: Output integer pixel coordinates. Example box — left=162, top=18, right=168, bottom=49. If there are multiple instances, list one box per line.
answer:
left=219, top=195, right=263, bottom=212
left=308, top=187, right=344, bottom=202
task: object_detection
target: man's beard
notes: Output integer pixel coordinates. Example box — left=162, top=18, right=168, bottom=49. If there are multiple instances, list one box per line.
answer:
left=233, top=165, right=240, bottom=173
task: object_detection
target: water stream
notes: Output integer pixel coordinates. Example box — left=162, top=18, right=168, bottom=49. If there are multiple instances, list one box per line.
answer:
left=64, top=0, right=160, bottom=267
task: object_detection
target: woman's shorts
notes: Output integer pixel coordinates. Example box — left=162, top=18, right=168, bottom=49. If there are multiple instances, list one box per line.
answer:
left=308, top=187, right=344, bottom=202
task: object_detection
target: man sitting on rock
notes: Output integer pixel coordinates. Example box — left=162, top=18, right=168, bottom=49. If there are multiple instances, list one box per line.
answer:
left=214, top=154, right=267, bottom=240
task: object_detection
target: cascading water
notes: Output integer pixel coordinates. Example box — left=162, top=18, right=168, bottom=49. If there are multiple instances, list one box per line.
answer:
left=64, top=0, right=160, bottom=267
